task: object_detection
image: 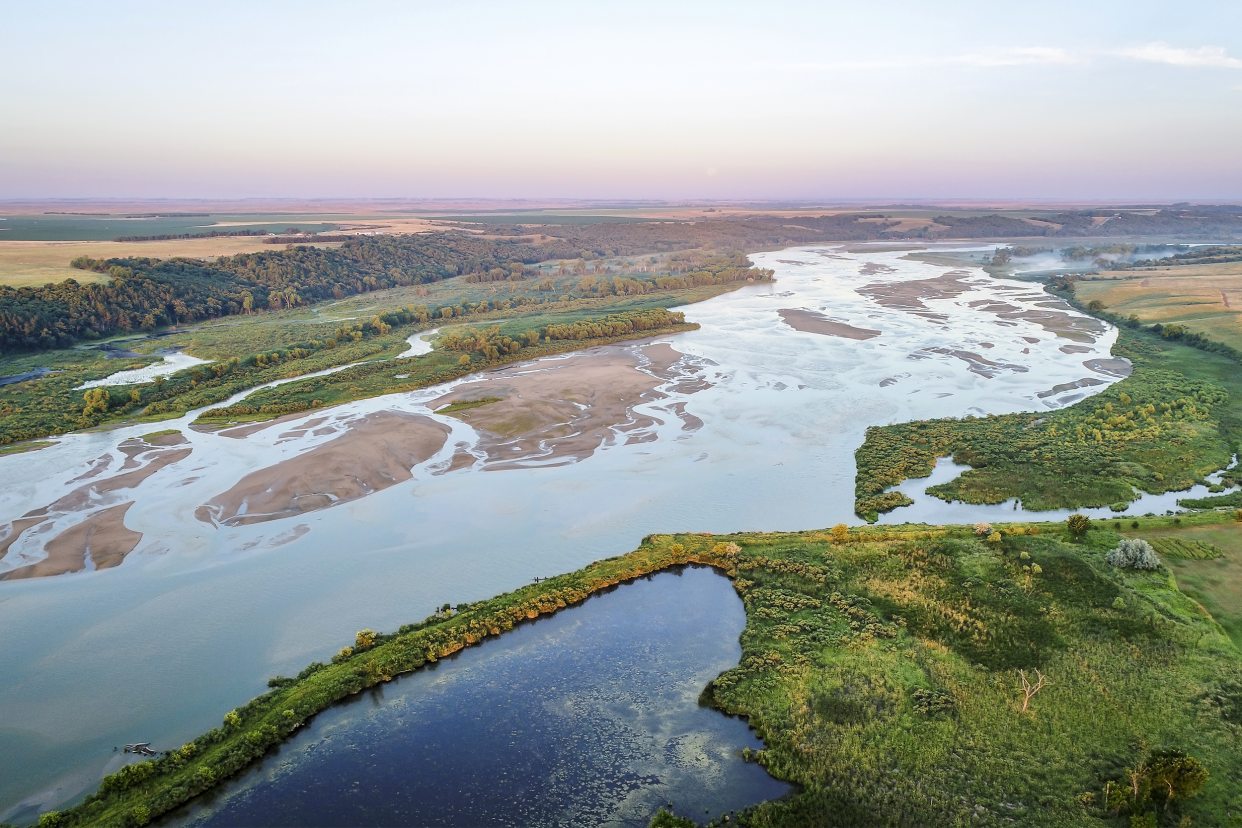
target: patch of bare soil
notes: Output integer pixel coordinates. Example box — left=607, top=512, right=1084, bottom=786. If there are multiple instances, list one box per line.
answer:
left=430, top=342, right=708, bottom=470
left=859, top=262, right=898, bottom=276
left=145, top=432, right=188, bottom=446
left=196, top=411, right=450, bottom=527
left=1, top=503, right=141, bottom=580
left=778, top=309, right=881, bottom=340
left=1084, top=358, right=1133, bottom=378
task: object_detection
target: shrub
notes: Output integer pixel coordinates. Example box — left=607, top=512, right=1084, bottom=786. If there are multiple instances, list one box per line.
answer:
left=1106, top=538, right=1162, bottom=570
left=1067, top=514, right=1090, bottom=535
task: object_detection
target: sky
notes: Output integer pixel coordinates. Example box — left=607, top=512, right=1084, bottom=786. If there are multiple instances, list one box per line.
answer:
left=2, top=0, right=1241, bottom=201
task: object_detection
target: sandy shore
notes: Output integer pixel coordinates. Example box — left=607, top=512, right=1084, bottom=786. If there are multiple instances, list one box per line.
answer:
left=197, top=411, right=450, bottom=526
left=430, top=341, right=708, bottom=470
left=778, top=309, right=881, bottom=340
left=1, top=503, right=142, bottom=580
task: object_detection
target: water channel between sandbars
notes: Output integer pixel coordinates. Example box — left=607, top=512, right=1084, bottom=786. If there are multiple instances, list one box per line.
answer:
left=0, top=244, right=1125, bottom=816
left=162, top=567, right=790, bottom=828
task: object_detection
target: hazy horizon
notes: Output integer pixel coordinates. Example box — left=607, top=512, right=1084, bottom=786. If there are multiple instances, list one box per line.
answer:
left=4, top=0, right=1241, bottom=201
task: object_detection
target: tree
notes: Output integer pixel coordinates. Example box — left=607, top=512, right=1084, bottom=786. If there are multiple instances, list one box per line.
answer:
left=355, top=629, right=377, bottom=650
left=1017, top=668, right=1048, bottom=712
left=830, top=524, right=849, bottom=543
left=1148, top=749, right=1208, bottom=807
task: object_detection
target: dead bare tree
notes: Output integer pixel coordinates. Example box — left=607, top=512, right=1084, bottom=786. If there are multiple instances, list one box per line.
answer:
left=1018, top=669, right=1049, bottom=712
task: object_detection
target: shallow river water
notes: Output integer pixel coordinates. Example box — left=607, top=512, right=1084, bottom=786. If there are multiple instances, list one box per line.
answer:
left=0, top=245, right=1130, bottom=818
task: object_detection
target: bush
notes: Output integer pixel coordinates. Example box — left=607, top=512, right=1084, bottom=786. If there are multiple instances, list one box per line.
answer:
left=1106, top=538, right=1162, bottom=570
left=1066, top=514, right=1091, bottom=535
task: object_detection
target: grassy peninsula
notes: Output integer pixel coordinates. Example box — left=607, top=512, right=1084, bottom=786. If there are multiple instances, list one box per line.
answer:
left=32, top=516, right=1242, bottom=828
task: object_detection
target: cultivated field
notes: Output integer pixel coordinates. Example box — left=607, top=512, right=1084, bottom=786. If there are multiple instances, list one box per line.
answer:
left=1075, top=265, right=1242, bottom=350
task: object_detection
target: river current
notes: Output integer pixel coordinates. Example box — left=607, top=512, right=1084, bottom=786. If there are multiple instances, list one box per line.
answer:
left=0, top=245, right=1126, bottom=817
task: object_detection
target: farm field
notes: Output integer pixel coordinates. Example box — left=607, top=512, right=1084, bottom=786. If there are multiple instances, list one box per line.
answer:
left=1075, top=267, right=1242, bottom=351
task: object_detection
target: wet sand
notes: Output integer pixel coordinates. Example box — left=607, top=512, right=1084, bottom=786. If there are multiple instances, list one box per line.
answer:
left=856, top=271, right=975, bottom=322
left=862, top=273, right=1106, bottom=342
left=777, top=309, right=881, bottom=340
left=215, top=412, right=319, bottom=440
left=3, top=446, right=192, bottom=573
left=430, top=342, right=708, bottom=470
left=1, top=503, right=142, bottom=580
left=197, top=412, right=450, bottom=526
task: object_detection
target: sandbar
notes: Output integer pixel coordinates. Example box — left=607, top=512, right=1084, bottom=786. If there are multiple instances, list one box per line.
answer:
left=430, top=341, right=707, bottom=470
left=778, top=309, right=881, bottom=341
left=197, top=411, right=450, bottom=526
left=1, top=503, right=142, bottom=580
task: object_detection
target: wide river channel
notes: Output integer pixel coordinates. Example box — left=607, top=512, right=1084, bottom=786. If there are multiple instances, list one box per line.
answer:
left=1, top=245, right=1134, bottom=820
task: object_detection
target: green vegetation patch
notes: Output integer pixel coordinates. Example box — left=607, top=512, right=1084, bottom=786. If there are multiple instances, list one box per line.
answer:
left=435, top=396, right=501, bottom=415
left=208, top=308, right=695, bottom=418
left=0, top=439, right=54, bottom=455
left=1147, top=537, right=1223, bottom=560
left=40, top=521, right=1242, bottom=828
left=854, top=328, right=1242, bottom=521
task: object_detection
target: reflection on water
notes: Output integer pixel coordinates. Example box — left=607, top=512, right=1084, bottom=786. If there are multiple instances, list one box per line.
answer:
left=167, top=568, right=789, bottom=828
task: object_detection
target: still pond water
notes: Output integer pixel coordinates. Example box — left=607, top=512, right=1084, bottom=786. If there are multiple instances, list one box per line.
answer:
left=166, top=568, right=789, bottom=827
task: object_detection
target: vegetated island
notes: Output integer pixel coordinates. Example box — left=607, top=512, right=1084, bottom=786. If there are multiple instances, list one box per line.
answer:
left=0, top=242, right=770, bottom=446
left=34, top=514, right=1240, bottom=828
left=854, top=281, right=1242, bottom=522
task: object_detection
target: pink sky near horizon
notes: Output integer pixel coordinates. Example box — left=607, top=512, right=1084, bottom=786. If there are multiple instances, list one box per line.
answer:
left=3, top=1, right=1241, bottom=201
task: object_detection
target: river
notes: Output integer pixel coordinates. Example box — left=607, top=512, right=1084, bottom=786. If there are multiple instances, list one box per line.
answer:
left=0, top=244, right=1126, bottom=819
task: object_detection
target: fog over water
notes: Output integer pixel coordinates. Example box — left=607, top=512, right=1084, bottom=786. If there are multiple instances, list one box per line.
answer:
left=0, top=245, right=1127, bottom=817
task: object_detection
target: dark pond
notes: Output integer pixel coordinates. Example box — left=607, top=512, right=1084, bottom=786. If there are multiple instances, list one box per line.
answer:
left=166, top=567, right=790, bottom=827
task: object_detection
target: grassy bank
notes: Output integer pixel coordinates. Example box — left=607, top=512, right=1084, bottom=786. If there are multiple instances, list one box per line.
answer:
left=34, top=517, right=1242, bottom=828
left=854, top=325, right=1242, bottom=521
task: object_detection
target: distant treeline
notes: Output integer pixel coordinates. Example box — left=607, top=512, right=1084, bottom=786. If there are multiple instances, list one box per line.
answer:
left=0, top=234, right=568, bottom=351
left=113, top=229, right=268, bottom=242
left=925, top=209, right=1242, bottom=240
left=5, top=208, right=1240, bottom=352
